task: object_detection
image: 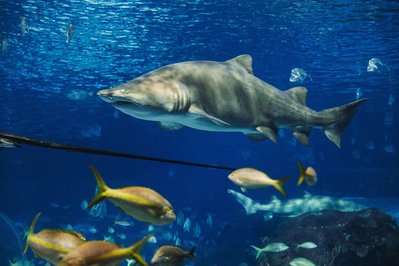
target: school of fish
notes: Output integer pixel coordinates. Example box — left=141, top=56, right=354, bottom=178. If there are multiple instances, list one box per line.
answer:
left=1, top=18, right=371, bottom=265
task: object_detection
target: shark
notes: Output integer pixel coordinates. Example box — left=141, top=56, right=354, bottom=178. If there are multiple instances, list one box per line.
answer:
left=228, top=189, right=368, bottom=217
left=97, top=55, right=368, bottom=147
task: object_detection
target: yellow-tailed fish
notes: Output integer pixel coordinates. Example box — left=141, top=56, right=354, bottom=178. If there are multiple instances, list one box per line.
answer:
left=87, top=164, right=176, bottom=226
left=289, top=257, right=316, bottom=266
left=296, top=161, right=317, bottom=186
left=22, top=213, right=86, bottom=265
left=151, top=245, right=196, bottom=266
left=228, top=168, right=292, bottom=198
left=295, top=242, right=317, bottom=249
left=57, top=234, right=154, bottom=266
left=251, top=243, right=289, bottom=259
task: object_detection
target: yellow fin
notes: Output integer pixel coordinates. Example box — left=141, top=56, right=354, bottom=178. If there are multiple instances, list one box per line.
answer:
left=273, top=176, right=292, bottom=198
left=250, top=245, right=262, bottom=260
left=128, top=234, right=154, bottom=266
left=296, top=161, right=306, bottom=186
left=86, top=164, right=110, bottom=209
left=23, top=212, right=41, bottom=255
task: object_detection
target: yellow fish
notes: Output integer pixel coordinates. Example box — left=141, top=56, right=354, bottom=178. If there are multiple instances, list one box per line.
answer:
left=87, top=164, right=176, bottom=226
left=228, top=168, right=292, bottom=198
left=57, top=234, right=154, bottom=266
left=22, top=213, right=86, bottom=265
left=296, top=161, right=317, bottom=186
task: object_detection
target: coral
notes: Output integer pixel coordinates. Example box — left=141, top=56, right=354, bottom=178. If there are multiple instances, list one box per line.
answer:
left=256, top=208, right=399, bottom=266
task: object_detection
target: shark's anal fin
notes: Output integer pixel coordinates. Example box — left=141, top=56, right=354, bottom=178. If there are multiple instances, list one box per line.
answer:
left=256, top=126, right=278, bottom=143
left=290, top=128, right=312, bottom=147
left=157, top=122, right=185, bottom=131
left=189, top=106, right=231, bottom=127
left=245, top=133, right=268, bottom=142
left=284, top=87, right=308, bottom=106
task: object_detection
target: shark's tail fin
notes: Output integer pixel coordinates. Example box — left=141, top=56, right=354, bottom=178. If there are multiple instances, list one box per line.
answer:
left=250, top=245, right=263, bottom=260
left=273, top=176, right=292, bottom=198
left=228, top=189, right=260, bottom=215
left=319, top=98, right=369, bottom=148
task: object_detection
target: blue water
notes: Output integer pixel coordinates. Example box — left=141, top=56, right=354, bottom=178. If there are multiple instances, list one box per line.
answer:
left=0, top=0, right=398, bottom=265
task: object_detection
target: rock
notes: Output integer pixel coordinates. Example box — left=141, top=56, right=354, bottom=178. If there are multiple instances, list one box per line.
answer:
left=255, top=208, right=399, bottom=266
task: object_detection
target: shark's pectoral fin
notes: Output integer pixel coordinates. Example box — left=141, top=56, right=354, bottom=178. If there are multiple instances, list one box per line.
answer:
left=256, top=126, right=278, bottom=144
left=290, top=128, right=312, bottom=146
left=157, top=121, right=185, bottom=131
left=188, top=106, right=231, bottom=127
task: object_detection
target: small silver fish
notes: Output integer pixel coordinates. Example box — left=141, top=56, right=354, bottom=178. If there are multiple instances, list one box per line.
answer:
left=251, top=243, right=289, bottom=259
left=207, top=213, right=212, bottom=227
left=108, top=226, right=115, bottom=234
left=290, top=257, right=316, bottom=266
left=21, top=17, right=29, bottom=35
left=117, top=233, right=126, bottom=239
left=193, top=222, right=201, bottom=238
left=66, top=23, right=76, bottom=42
left=1, top=34, right=8, bottom=55
left=114, top=220, right=131, bottom=227
left=177, top=210, right=184, bottom=226
left=183, top=217, right=191, bottom=232
left=103, top=234, right=115, bottom=243
left=295, top=242, right=317, bottom=249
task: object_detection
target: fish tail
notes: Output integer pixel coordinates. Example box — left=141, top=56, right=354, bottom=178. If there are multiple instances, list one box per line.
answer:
left=296, top=161, right=306, bottom=186
left=127, top=234, right=154, bottom=266
left=227, top=189, right=260, bottom=215
left=86, top=164, right=109, bottom=210
left=273, top=176, right=292, bottom=198
left=23, top=212, right=41, bottom=255
left=187, top=246, right=197, bottom=261
left=251, top=245, right=262, bottom=260
left=295, top=244, right=300, bottom=249
left=319, top=98, right=369, bottom=148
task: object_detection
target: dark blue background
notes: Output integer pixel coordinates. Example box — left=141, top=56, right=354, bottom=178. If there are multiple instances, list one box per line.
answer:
left=0, top=0, right=398, bottom=265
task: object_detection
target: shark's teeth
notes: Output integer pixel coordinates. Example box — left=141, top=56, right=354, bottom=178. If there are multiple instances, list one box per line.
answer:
left=113, top=101, right=136, bottom=107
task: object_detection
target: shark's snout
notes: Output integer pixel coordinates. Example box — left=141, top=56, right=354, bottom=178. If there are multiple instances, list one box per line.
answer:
left=97, top=90, right=115, bottom=103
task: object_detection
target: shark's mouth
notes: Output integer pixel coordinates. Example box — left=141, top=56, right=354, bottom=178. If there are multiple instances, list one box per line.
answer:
left=113, top=101, right=137, bottom=107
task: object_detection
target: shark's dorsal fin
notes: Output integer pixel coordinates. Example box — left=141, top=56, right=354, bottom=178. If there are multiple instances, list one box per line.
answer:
left=285, top=87, right=307, bottom=106
left=302, top=190, right=312, bottom=198
left=270, top=195, right=279, bottom=203
left=226, top=54, right=253, bottom=74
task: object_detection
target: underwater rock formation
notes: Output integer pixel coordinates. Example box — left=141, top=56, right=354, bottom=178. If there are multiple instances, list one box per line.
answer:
left=256, top=208, right=399, bottom=266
